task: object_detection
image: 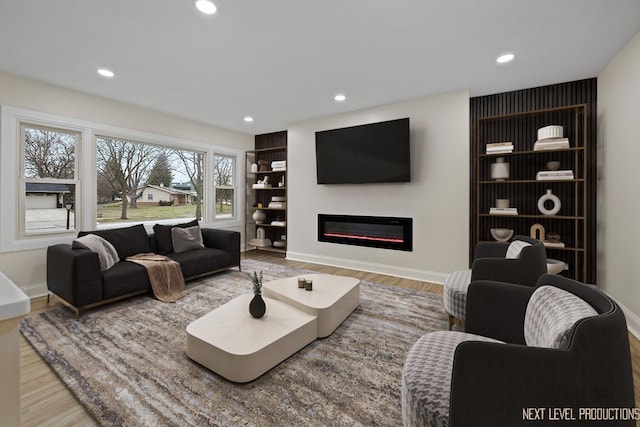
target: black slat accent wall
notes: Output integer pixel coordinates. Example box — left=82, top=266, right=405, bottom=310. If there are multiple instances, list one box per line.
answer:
left=470, top=78, right=597, bottom=283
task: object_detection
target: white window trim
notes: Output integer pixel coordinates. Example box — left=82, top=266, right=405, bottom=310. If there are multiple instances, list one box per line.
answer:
left=0, top=105, right=243, bottom=253
left=213, top=153, right=238, bottom=220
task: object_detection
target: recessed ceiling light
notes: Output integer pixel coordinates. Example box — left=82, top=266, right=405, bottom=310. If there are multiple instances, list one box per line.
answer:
left=244, top=116, right=254, bottom=123
left=334, top=94, right=347, bottom=102
left=195, top=0, right=217, bottom=15
left=496, top=53, right=515, bottom=64
left=97, top=68, right=115, bottom=78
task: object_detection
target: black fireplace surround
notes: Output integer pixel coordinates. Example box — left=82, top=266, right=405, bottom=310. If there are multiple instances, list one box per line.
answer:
left=318, top=214, right=413, bottom=251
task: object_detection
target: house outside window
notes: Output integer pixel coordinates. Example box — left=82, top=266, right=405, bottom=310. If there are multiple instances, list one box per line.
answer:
left=22, top=124, right=79, bottom=235
left=96, top=136, right=206, bottom=225
left=214, top=154, right=235, bottom=219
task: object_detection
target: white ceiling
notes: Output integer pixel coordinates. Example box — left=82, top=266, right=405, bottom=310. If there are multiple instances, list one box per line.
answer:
left=0, top=0, right=639, bottom=135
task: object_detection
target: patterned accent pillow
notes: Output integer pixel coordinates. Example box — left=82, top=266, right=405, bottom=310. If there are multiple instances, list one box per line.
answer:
left=524, top=285, right=598, bottom=349
left=505, top=240, right=531, bottom=259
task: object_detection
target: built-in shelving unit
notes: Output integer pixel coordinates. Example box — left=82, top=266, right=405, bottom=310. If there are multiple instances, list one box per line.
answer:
left=470, top=79, right=597, bottom=283
left=245, top=131, right=287, bottom=255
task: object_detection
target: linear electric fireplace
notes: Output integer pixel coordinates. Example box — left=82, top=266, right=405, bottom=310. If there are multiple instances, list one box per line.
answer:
left=318, top=214, right=413, bottom=251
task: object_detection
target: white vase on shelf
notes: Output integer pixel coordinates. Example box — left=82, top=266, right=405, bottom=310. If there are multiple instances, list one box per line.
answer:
left=537, top=189, right=561, bottom=216
left=490, top=157, right=509, bottom=180
left=252, top=209, right=266, bottom=224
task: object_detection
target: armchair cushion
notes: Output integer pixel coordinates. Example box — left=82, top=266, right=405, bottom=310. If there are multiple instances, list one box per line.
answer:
left=402, top=331, right=503, bottom=427
left=442, top=269, right=472, bottom=321
left=524, top=285, right=597, bottom=349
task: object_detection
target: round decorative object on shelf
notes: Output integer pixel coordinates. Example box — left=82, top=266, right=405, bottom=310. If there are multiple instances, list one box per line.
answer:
left=253, top=210, right=266, bottom=224
left=490, top=228, right=514, bottom=242
left=496, top=198, right=510, bottom=208
left=250, top=163, right=258, bottom=173
left=537, top=125, right=563, bottom=140
left=490, top=157, right=509, bottom=180
left=537, top=189, right=561, bottom=215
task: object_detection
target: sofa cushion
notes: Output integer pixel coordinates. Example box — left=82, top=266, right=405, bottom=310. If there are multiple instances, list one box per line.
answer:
left=153, top=220, right=199, bottom=254
left=171, top=225, right=204, bottom=253
left=524, top=285, right=598, bottom=349
left=167, top=247, right=230, bottom=279
left=78, top=224, right=151, bottom=261
left=101, top=261, right=151, bottom=300
left=72, top=234, right=119, bottom=271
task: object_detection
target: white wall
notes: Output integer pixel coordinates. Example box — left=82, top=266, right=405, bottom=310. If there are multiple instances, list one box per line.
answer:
left=597, top=31, right=640, bottom=335
left=287, top=90, right=470, bottom=282
left=0, top=71, right=253, bottom=295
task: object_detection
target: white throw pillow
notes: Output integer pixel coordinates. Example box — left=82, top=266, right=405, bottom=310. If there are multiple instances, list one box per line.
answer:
left=171, top=225, right=205, bottom=253
left=72, top=234, right=119, bottom=271
left=506, top=240, right=531, bottom=259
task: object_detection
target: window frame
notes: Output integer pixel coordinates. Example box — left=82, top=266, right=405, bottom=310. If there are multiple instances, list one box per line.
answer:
left=213, top=153, right=237, bottom=220
left=20, top=123, right=82, bottom=237
left=0, top=105, right=243, bottom=253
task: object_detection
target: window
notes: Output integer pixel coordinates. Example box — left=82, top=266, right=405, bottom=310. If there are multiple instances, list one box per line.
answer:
left=1, top=106, right=242, bottom=253
left=96, top=136, right=206, bottom=225
left=214, top=154, right=236, bottom=218
left=22, top=124, right=80, bottom=235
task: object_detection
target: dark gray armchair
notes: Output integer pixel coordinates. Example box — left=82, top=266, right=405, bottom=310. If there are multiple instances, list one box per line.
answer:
left=443, top=235, right=547, bottom=328
left=402, top=274, right=636, bottom=427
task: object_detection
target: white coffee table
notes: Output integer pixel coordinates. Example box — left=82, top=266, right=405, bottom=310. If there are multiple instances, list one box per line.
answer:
left=262, top=274, right=360, bottom=338
left=186, top=294, right=317, bottom=383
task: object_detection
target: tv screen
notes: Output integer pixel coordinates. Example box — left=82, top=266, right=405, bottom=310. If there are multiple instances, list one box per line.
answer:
left=315, top=118, right=410, bottom=184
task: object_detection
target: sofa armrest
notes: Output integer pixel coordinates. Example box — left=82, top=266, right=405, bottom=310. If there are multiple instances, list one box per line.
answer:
left=47, top=244, right=103, bottom=307
left=201, top=228, right=241, bottom=267
left=465, top=280, right=534, bottom=343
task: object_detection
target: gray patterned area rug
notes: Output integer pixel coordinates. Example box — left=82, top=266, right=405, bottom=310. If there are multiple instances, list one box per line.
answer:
left=21, top=259, right=447, bottom=426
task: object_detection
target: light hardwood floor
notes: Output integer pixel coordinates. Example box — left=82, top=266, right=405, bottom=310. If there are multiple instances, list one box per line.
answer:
left=20, top=251, right=640, bottom=426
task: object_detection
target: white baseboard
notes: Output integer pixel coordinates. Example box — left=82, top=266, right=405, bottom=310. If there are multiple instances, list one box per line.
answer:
left=285, top=251, right=447, bottom=285
left=20, top=282, right=48, bottom=299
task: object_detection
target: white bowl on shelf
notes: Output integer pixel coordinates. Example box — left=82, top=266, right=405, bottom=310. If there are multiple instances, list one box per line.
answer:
left=490, top=228, right=514, bottom=242
left=547, top=258, right=568, bottom=274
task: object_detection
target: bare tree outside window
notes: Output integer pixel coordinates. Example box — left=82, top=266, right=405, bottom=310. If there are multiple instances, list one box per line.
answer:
left=173, top=150, right=205, bottom=220
left=214, top=154, right=235, bottom=218
left=22, top=125, right=79, bottom=233
left=96, top=137, right=206, bottom=225
left=96, top=137, right=160, bottom=220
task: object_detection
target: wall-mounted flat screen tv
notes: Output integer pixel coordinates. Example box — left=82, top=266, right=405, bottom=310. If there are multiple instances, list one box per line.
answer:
left=315, top=118, right=410, bottom=184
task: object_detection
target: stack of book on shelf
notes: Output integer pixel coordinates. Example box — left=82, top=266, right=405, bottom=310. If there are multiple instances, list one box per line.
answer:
left=268, top=195, right=286, bottom=209
left=486, top=142, right=513, bottom=154
left=543, top=240, right=565, bottom=248
left=536, top=170, right=575, bottom=180
left=489, top=207, right=518, bottom=215
left=534, top=125, right=571, bottom=151
left=271, top=160, right=286, bottom=171
left=533, top=138, right=570, bottom=151
left=252, top=183, right=272, bottom=189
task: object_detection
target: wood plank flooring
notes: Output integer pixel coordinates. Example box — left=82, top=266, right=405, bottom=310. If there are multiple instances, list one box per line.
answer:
left=19, top=251, right=640, bottom=426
